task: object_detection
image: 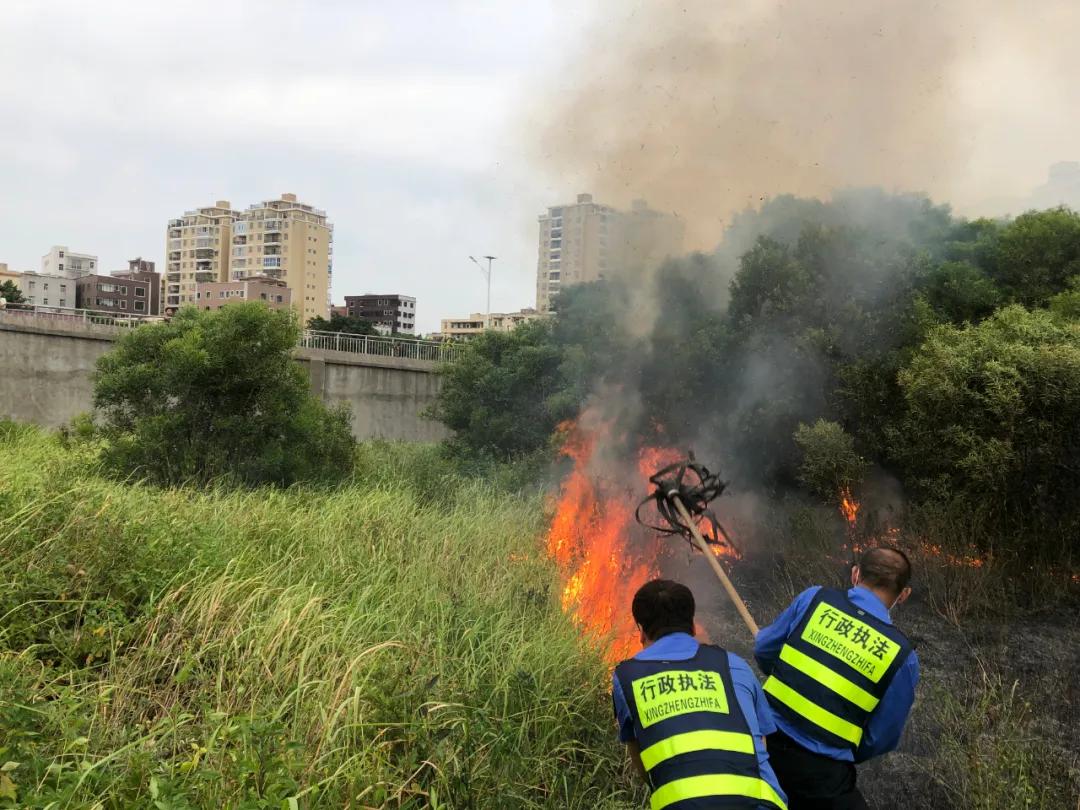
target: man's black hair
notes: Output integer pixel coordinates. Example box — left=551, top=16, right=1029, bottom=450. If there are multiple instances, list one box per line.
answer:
left=858, top=546, right=913, bottom=596
left=632, top=579, right=695, bottom=640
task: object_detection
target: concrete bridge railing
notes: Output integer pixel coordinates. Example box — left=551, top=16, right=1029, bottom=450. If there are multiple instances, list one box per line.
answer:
left=0, top=311, right=450, bottom=442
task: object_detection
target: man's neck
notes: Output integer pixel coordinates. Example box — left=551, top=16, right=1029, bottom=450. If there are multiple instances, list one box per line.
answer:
left=857, top=583, right=895, bottom=612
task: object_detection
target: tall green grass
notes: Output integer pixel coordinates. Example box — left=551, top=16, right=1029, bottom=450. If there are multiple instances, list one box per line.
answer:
left=0, top=427, right=637, bottom=808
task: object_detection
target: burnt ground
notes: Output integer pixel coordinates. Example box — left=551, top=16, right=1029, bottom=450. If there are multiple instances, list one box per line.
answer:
left=691, top=564, right=1080, bottom=810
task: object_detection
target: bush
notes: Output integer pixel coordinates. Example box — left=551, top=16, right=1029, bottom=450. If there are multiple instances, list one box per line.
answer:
left=793, top=419, right=867, bottom=502
left=92, top=303, right=355, bottom=487
left=891, top=305, right=1080, bottom=551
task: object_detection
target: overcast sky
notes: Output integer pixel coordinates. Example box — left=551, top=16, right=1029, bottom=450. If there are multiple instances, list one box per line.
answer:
left=4, top=1, right=1078, bottom=334
left=1, top=1, right=599, bottom=332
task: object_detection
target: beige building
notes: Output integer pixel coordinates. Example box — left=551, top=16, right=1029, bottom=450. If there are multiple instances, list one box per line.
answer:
left=41, top=246, right=98, bottom=279
left=439, top=308, right=546, bottom=341
left=16, top=271, right=75, bottom=308
left=164, top=201, right=239, bottom=312
left=196, top=276, right=291, bottom=311
left=0, top=263, right=21, bottom=287
left=231, top=193, right=332, bottom=323
left=535, top=194, right=685, bottom=312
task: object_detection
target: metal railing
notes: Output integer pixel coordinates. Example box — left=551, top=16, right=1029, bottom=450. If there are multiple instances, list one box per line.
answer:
left=0, top=303, right=159, bottom=328
left=299, top=330, right=463, bottom=363
left=0, top=305, right=464, bottom=363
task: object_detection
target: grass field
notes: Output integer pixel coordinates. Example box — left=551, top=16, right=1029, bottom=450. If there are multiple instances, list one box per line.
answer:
left=0, top=424, right=638, bottom=809
left=1, top=423, right=1077, bottom=809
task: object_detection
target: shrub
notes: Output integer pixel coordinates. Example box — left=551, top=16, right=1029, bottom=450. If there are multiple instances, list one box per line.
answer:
left=793, top=419, right=867, bottom=502
left=92, top=303, right=355, bottom=487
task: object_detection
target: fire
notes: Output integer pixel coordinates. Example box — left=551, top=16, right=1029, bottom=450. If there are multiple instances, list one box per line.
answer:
left=838, top=487, right=859, bottom=530
left=546, top=416, right=685, bottom=663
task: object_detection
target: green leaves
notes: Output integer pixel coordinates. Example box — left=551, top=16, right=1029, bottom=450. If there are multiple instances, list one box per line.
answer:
left=91, top=304, right=355, bottom=488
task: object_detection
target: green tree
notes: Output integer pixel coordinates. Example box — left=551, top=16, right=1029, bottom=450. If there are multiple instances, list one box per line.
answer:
left=93, top=303, right=355, bottom=487
left=919, top=261, right=1002, bottom=324
left=0, top=280, right=25, bottom=305
left=307, top=312, right=379, bottom=336
left=794, top=419, right=867, bottom=501
left=985, top=207, right=1080, bottom=305
left=430, top=320, right=573, bottom=459
left=891, top=305, right=1080, bottom=545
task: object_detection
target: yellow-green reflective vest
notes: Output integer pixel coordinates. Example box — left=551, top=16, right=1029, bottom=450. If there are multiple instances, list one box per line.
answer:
left=762, top=588, right=913, bottom=754
left=615, top=644, right=787, bottom=810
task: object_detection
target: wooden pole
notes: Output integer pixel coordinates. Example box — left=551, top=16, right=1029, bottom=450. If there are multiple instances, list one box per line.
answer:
left=669, top=492, right=760, bottom=637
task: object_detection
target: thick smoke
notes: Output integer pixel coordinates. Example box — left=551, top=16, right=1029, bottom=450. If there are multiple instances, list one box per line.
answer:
left=535, top=0, right=1080, bottom=248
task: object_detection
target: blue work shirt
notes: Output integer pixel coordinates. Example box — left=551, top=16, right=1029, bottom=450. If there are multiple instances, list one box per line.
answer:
left=612, top=632, right=786, bottom=806
left=754, top=585, right=920, bottom=763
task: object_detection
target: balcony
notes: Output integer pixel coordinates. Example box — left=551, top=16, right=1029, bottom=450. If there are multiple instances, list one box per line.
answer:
left=168, top=251, right=181, bottom=261
left=264, top=220, right=282, bottom=232
left=168, top=229, right=182, bottom=238
left=263, top=246, right=281, bottom=256
left=195, top=270, right=216, bottom=283
left=167, top=285, right=180, bottom=294
left=167, top=262, right=180, bottom=272
left=195, top=248, right=215, bottom=260
left=232, top=235, right=247, bottom=245
left=195, top=261, right=213, bottom=274
left=264, top=233, right=281, bottom=244
left=166, top=272, right=181, bottom=283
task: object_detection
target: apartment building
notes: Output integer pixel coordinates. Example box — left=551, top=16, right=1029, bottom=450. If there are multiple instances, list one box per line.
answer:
left=535, top=194, right=685, bottom=312
left=343, top=294, right=416, bottom=335
left=232, top=193, right=332, bottom=323
left=112, top=257, right=161, bottom=316
left=75, top=273, right=152, bottom=315
left=164, top=201, right=239, bottom=313
left=41, top=246, right=98, bottom=279
left=438, top=308, right=545, bottom=341
left=196, top=275, right=291, bottom=311
left=536, top=193, right=617, bottom=313
left=14, top=271, right=73, bottom=307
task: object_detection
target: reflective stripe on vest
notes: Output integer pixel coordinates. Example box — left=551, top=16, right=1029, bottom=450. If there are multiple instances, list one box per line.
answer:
left=639, top=729, right=756, bottom=770
left=763, top=589, right=912, bottom=754
left=650, top=774, right=788, bottom=810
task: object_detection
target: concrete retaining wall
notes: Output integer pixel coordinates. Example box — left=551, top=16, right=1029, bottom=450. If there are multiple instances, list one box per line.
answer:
left=0, top=315, right=448, bottom=442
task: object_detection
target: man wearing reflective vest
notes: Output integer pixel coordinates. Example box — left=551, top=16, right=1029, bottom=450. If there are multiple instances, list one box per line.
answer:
left=754, top=547, right=919, bottom=809
left=613, top=579, right=788, bottom=810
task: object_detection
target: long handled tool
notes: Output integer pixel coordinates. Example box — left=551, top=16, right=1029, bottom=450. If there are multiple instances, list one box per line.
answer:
left=636, top=458, right=759, bottom=638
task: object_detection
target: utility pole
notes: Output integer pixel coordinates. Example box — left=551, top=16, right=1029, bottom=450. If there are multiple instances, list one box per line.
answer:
left=468, top=255, right=496, bottom=327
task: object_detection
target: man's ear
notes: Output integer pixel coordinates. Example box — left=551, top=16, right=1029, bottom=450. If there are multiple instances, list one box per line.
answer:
left=894, top=586, right=912, bottom=607
left=637, top=623, right=648, bottom=646
left=850, top=565, right=860, bottom=588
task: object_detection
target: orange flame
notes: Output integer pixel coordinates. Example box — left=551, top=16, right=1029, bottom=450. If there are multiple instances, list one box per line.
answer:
left=546, top=416, right=688, bottom=663
left=839, top=487, right=859, bottom=530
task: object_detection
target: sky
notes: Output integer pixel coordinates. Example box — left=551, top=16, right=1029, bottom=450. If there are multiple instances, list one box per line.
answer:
left=3, top=1, right=1078, bottom=334
left=0, top=1, right=599, bottom=333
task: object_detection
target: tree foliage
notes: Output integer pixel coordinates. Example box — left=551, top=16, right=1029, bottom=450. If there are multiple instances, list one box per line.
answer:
left=93, top=303, right=355, bottom=487
left=794, top=419, right=867, bottom=501
left=892, top=306, right=1080, bottom=543
left=307, top=312, right=379, bottom=336
left=0, top=280, right=25, bottom=305
left=429, top=320, right=575, bottom=459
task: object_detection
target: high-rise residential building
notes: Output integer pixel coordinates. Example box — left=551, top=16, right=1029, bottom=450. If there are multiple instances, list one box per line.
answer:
left=536, top=193, right=618, bottom=313
left=438, top=308, right=545, bottom=341
left=75, top=273, right=152, bottom=315
left=196, top=276, right=291, bottom=311
left=112, top=258, right=161, bottom=316
left=232, top=193, right=332, bottom=323
left=41, top=246, right=98, bottom=279
left=164, top=201, right=239, bottom=313
left=343, top=294, right=416, bottom=335
left=535, top=194, right=685, bottom=312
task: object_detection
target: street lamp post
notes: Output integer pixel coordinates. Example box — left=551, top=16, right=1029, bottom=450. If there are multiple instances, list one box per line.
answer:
left=468, top=254, right=496, bottom=327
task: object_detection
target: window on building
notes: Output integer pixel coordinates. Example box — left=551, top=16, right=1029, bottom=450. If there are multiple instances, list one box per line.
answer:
left=135, top=301, right=145, bottom=312
left=120, top=301, right=127, bottom=310
left=59, top=251, right=65, bottom=258
left=135, top=287, right=145, bottom=297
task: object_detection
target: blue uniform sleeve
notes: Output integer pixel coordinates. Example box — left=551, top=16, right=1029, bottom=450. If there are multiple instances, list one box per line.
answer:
left=754, top=586, right=821, bottom=675
left=856, top=650, right=919, bottom=762
left=730, top=655, right=779, bottom=737
left=612, top=671, right=635, bottom=743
